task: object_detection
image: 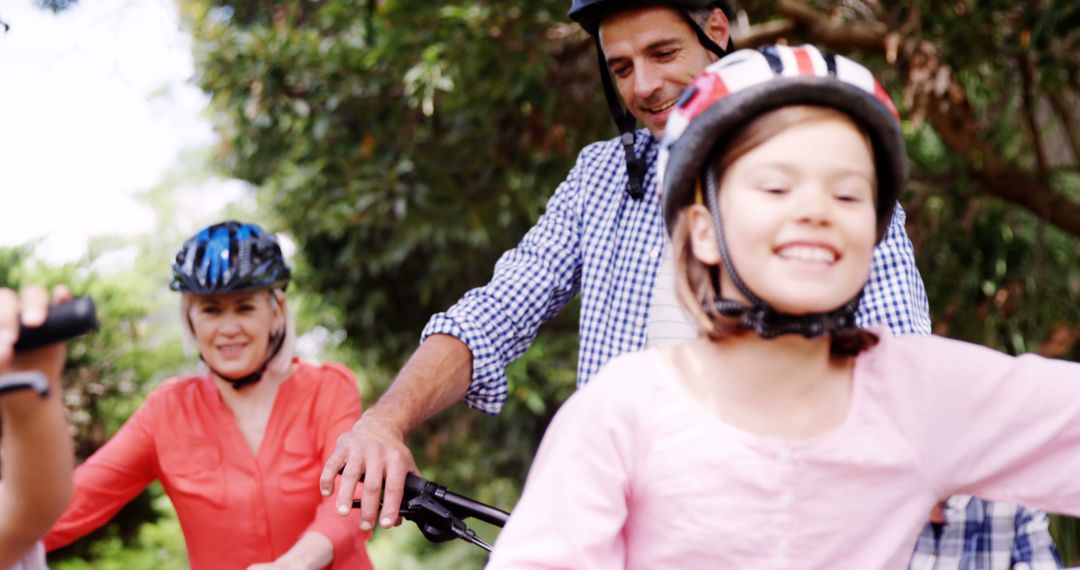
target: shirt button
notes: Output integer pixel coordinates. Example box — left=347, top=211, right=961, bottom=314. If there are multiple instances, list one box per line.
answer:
left=636, top=317, right=647, bottom=328
left=649, top=246, right=662, bottom=259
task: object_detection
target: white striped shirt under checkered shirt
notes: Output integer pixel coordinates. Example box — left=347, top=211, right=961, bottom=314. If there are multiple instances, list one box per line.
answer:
left=422, top=129, right=931, bottom=415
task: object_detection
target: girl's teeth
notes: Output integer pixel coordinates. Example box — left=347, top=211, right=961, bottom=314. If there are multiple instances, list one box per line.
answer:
left=779, top=246, right=835, bottom=263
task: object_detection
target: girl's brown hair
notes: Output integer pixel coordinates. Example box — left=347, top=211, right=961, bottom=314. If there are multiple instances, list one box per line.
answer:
left=671, top=105, right=879, bottom=356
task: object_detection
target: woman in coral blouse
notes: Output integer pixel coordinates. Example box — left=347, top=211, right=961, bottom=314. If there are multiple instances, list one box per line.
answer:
left=45, top=221, right=372, bottom=569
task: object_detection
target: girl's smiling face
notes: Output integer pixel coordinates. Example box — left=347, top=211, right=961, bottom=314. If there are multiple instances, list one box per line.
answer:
left=688, top=114, right=878, bottom=315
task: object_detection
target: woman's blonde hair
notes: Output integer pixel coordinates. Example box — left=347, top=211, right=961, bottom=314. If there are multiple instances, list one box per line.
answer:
left=671, top=105, right=879, bottom=356
left=180, top=289, right=296, bottom=381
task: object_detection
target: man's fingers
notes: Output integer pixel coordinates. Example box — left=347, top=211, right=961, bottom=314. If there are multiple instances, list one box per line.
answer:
left=335, top=451, right=365, bottom=515
left=357, top=458, right=384, bottom=531
left=380, top=459, right=409, bottom=529
left=18, top=285, right=49, bottom=327
left=319, top=446, right=348, bottom=497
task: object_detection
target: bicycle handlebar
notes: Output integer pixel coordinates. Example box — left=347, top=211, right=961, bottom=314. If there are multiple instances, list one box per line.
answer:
left=0, top=298, right=99, bottom=398
left=350, top=471, right=509, bottom=551
left=401, top=472, right=509, bottom=528
left=13, top=297, right=99, bottom=353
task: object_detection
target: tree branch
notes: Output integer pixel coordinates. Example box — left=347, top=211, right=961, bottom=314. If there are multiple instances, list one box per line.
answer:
left=1018, top=52, right=1050, bottom=183
left=750, top=0, right=1080, bottom=238
left=1046, top=88, right=1080, bottom=168
left=732, top=19, right=797, bottom=47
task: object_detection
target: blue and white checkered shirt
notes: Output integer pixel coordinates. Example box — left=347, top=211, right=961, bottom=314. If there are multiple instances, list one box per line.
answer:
left=908, top=496, right=1062, bottom=569
left=421, top=130, right=931, bottom=414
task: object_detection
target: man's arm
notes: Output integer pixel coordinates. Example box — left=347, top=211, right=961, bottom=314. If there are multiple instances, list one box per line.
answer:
left=320, top=141, right=598, bottom=532
left=0, top=286, right=74, bottom=568
left=319, top=334, right=472, bottom=531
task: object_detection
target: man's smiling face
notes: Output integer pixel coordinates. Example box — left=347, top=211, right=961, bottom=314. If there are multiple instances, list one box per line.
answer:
left=599, top=5, right=718, bottom=139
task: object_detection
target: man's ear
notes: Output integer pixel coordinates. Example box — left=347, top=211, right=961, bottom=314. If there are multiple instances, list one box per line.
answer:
left=705, top=7, right=730, bottom=53
left=687, top=204, right=722, bottom=265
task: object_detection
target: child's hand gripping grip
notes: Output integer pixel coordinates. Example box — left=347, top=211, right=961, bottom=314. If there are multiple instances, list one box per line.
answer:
left=13, top=297, right=99, bottom=353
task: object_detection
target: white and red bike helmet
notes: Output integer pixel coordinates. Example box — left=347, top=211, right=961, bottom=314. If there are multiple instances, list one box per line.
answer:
left=658, top=45, right=908, bottom=338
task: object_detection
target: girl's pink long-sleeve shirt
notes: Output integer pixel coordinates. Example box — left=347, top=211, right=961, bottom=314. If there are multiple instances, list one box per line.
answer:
left=488, top=330, right=1080, bottom=569
left=45, top=359, right=372, bottom=570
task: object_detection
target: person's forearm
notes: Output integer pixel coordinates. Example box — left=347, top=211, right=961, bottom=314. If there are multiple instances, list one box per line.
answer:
left=0, top=386, right=74, bottom=567
left=365, top=333, right=472, bottom=434
left=272, top=531, right=334, bottom=570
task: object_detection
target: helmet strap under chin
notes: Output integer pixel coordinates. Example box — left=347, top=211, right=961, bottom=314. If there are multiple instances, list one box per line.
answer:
left=701, top=165, right=861, bottom=339
left=594, top=36, right=647, bottom=200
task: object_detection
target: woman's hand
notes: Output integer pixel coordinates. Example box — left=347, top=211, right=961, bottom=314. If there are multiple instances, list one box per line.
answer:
left=246, top=531, right=333, bottom=570
left=247, top=563, right=304, bottom=570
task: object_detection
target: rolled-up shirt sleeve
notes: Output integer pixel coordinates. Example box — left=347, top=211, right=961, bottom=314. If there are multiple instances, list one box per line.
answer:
left=422, top=150, right=589, bottom=415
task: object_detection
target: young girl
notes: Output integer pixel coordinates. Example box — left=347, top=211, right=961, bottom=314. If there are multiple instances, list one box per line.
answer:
left=486, top=45, right=1080, bottom=568
left=45, top=222, right=373, bottom=569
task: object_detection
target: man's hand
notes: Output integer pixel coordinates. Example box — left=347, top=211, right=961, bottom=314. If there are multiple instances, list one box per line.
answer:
left=318, top=334, right=472, bottom=533
left=319, top=411, right=418, bottom=531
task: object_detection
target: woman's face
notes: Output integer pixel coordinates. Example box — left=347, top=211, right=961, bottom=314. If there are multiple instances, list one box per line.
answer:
left=689, top=116, right=878, bottom=315
left=188, top=291, right=282, bottom=378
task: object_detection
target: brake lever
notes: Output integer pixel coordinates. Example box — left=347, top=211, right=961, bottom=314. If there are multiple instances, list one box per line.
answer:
left=399, top=493, right=493, bottom=552
left=350, top=476, right=496, bottom=552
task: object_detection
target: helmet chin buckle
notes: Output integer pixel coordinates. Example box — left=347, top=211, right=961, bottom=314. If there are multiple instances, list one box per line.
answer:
left=709, top=295, right=861, bottom=339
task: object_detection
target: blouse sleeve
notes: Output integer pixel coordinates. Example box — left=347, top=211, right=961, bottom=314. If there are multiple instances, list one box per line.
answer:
left=43, top=395, right=159, bottom=550
left=894, top=335, right=1080, bottom=515
left=303, top=364, right=365, bottom=559
left=486, top=360, right=640, bottom=569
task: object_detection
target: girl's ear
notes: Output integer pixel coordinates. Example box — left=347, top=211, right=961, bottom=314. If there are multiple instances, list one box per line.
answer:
left=687, top=204, right=722, bottom=265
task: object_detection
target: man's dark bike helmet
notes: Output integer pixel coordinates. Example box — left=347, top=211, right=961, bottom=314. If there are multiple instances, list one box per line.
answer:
left=567, top=0, right=735, bottom=199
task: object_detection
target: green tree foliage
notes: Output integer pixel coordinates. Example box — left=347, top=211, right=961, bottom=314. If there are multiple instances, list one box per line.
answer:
left=181, top=0, right=1080, bottom=562
left=184, top=0, right=607, bottom=363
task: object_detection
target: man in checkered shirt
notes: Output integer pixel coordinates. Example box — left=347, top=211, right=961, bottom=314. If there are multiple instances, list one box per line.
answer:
left=321, top=2, right=1060, bottom=567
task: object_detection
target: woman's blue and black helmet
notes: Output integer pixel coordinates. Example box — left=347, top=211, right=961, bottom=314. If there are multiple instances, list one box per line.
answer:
left=170, top=221, right=291, bottom=295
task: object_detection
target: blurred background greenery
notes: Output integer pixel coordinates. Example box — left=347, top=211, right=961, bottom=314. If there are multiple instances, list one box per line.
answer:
left=10, top=0, right=1080, bottom=566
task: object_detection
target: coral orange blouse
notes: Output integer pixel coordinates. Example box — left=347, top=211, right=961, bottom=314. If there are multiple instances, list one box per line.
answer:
left=45, top=359, right=372, bottom=569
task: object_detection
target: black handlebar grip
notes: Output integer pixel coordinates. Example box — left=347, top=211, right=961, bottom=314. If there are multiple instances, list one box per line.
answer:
left=13, top=297, right=99, bottom=353
left=403, top=472, right=431, bottom=501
